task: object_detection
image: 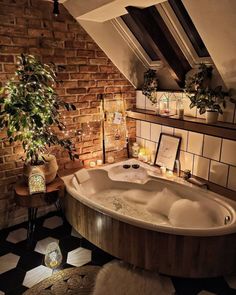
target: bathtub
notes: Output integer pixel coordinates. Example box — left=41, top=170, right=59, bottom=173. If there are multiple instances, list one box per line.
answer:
left=63, top=159, right=236, bottom=277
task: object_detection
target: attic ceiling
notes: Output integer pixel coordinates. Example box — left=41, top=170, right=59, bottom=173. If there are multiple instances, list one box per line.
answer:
left=62, top=0, right=236, bottom=91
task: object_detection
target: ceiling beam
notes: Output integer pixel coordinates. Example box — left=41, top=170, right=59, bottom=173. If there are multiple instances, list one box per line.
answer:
left=127, top=5, right=191, bottom=87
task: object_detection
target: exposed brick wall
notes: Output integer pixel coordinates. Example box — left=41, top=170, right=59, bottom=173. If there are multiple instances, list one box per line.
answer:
left=0, top=0, right=136, bottom=228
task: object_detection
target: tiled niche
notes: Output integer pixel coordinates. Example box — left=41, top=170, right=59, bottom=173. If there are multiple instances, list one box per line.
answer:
left=135, top=91, right=236, bottom=192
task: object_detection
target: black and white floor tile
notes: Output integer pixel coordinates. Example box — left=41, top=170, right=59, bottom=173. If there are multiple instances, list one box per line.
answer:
left=0, top=211, right=236, bottom=295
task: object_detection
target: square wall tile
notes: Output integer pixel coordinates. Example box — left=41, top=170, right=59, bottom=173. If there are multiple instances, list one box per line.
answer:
left=193, top=155, right=210, bottom=180
left=209, top=160, right=228, bottom=187
left=187, top=132, right=204, bottom=155
left=136, top=120, right=141, bottom=137
left=145, top=96, right=156, bottom=111
left=145, top=140, right=156, bottom=153
left=179, top=151, right=194, bottom=173
left=183, top=94, right=197, bottom=117
left=221, top=139, right=236, bottom=166
left=218, top=101, right=235, bottom=123
left=203, top=135, right=221, bottom=161
left=174, top=128, right=188, bottom=151
left=162, top=126, right=174, bottom=135
left=228, top=166, right=236, bottom=191
left=140, top=121, right=150, bottom=140
left=136, top=91, right=145, bottom=109
left=150, top=123, right=161, bottom=142
left=136, top=137, right=145, bottom=148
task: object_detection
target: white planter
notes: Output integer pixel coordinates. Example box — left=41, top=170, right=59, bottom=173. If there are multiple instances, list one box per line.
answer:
left=206, top=110, right=218, bottom=124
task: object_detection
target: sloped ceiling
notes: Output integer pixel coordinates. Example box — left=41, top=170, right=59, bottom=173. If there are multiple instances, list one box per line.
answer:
left=62, top=0, right=236, bottom=91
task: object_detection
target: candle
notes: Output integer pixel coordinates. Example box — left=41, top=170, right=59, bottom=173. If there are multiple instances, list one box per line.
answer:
left=89, top=161, right=96, bottom=168
left=160, top=166, right=166, bottom=175
left=96, top=159, right=103, bottom=166
left=178, top=108, right=184, bottom=120
left=107, top=156, right=115, bottom=164
left=166, top=170, right=174, bottom=178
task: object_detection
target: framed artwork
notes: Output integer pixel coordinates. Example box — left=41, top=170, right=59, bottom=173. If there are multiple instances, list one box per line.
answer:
left=155, top=133, right=181, bottom=171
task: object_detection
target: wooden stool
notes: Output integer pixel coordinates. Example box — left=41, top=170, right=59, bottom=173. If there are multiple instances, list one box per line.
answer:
left=14, top=177, right=65, bottom=245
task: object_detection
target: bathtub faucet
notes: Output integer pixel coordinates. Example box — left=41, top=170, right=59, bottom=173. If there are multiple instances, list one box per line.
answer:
left=175, top=159, right=181, bottom=177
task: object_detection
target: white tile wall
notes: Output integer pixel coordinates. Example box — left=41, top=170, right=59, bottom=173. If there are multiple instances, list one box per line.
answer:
left=209, top=161, right=228, bottom=187
left=162, top=126, right=174, bottom=135
left=174, top=129, right=188, bottom=151
left=221, top=139, right=236, bottom=166
left=203, top=135, right=221, bottom=161
left=193, top=155, right=210, bottom=180
left=228, top=166, right=236, bottom=191
left=135, top=91, right=236, bottom=191
left=188, top=132, right=203, bottom=155
left=150, top=123, right=161, bottom=142
left=140, top=121, right=150, bottom=140
left=179, top=151, right=194, bottom=173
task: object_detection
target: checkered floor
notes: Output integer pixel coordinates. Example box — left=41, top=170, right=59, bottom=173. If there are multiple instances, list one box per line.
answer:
left=0, top=212, right=236, bottom=295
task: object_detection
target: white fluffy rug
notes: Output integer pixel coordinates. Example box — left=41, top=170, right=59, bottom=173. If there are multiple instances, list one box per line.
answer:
left=93, top=260, right=175, bottom=295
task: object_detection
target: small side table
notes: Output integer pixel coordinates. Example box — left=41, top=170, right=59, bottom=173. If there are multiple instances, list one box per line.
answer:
left=14, top=176, right=65, bottom=245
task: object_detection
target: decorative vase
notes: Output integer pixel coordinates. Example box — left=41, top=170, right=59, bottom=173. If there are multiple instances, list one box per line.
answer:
left=206, top=110, right=218, bottom=124
left=23, top=154, right=58, bottom=184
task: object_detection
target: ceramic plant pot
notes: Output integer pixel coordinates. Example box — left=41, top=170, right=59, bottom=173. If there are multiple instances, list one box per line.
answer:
left=23, top=154, right=58, bottom=184
left=206, top=110, right=218, bottom=124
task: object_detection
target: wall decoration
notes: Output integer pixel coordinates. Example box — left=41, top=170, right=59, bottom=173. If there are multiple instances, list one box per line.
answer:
left=155, top=133, right=181, bottom=171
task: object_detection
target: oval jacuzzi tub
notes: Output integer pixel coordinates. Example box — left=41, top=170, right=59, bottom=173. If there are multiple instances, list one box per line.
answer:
left=63, top=160, right=236, bottom=278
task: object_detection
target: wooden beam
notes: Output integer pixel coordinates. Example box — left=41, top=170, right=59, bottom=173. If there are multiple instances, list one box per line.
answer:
left=126, top=5, right=191, bottom=87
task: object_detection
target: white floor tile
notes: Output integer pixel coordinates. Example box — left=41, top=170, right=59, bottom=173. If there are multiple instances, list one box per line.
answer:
left=0, top=253, right=20, bottom=274
left=34, top=237, right=59, bottom=254
left=23, top=265, right=53, bottom=288
left=6, top=228, right=27, bottom=244
left=43, top=216, right=63, bottom=229
left=67, top=247, right=91, bottom=267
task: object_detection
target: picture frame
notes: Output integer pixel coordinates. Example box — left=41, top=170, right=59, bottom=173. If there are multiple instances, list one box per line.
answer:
left=155, top=133, right=181, bottom=171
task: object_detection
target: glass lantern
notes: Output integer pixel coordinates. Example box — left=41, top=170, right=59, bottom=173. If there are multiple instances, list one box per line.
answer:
left=44, top=242, right=62, bottom=269
left=159, top=93, right=177, bottom=117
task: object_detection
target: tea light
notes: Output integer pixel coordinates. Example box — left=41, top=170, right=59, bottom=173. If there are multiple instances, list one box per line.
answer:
left=96, top=159, right=103, bottom=166
left=107, top=156, right=115, bottom=164
left=160, top=166, right=166, bottom=175
left=166, top=170, right=174, bottom=178
left=89, top=161, right=96, bottom=168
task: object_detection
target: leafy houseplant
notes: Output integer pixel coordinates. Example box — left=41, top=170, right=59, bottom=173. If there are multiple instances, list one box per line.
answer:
left=142, top=69, right=158, bottom=104
left=0, top=54, right=78, bottom=180
left=185, top=64, right=235, bottom=123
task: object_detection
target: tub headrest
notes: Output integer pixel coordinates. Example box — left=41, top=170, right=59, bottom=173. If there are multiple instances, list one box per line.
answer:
left=74, top=168, right=90, bottom=184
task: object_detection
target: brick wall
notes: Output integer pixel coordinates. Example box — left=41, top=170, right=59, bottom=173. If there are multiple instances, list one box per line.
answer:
left=0, top=0, right=136, bottom=228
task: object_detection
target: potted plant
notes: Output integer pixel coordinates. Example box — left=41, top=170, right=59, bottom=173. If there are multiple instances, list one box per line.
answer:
left=184, top=64, right=235, bottom=123
left=142, top=69, right=158, bottom=104
left=0, top=54, right=78, bottom=183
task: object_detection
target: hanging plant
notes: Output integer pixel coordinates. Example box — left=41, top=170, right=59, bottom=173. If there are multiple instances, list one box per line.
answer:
left=184, top=63, right=236, bottom=115
left=142, top=69, right=158, bottom=104
left=0, top=54, right=78, bottom=165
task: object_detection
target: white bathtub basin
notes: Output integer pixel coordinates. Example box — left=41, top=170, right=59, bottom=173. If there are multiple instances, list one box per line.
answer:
left=63, top=159, right=236, bottom=237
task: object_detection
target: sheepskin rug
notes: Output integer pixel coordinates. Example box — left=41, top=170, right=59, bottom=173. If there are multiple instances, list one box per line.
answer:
left=93, top=260, right=175, bottom=295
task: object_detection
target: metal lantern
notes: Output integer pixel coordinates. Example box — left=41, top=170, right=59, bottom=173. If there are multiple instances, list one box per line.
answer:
left=28, top=167, right=46, bottom=195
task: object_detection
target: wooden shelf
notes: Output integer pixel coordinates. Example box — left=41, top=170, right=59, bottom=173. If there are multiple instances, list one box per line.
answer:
left=127, top=108, right=236, bottom=141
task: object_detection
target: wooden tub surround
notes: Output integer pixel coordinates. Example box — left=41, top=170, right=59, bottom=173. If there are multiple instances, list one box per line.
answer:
left=63, top=160, right=236, bottom=278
